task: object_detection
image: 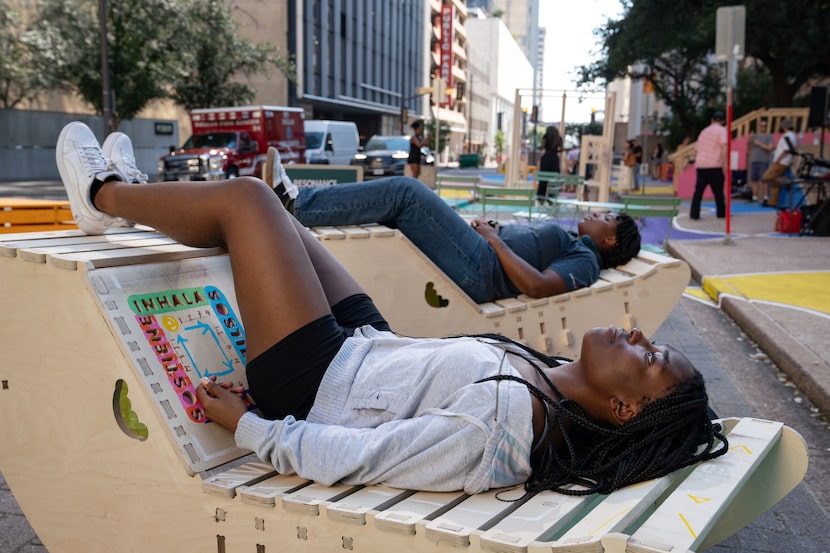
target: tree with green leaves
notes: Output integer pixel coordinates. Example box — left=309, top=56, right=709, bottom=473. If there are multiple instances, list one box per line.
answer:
left=168, top=0, right=295, bottom=112
left=565, top=121, right=603, bottom=144
left=23, top=0, right=294, bottom=128
left=578, top=0, right=724, bottom=144
left=28, top=0, right=185, bottom=127
left=743, top=0, right=830, bottom=107
left=0, top=2, right=64, bottom=108
left=427, top=119, right=452, bottom=156
left=579, top=0, right=830, bottom=145
left=493, top=129, right=506, bottom=160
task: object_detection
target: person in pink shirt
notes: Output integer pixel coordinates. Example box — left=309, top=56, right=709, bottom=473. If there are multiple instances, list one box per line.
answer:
left=690, top=111, right=728, bottom=220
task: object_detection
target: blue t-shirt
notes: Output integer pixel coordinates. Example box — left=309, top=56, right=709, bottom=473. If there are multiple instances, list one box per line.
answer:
left=491, top=223, right=601, bottom=298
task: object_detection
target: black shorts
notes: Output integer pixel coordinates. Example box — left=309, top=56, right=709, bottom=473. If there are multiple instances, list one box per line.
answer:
left=245, top=293, right=390, bottom=420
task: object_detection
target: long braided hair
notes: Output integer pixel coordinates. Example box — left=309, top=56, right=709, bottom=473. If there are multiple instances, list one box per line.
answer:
left=473, top=334, right=728, bottom=496
left=599, top=213, right=641, bottom=269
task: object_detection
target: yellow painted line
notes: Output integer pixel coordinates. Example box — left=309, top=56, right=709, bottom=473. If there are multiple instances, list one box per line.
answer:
left=678, top=512, right=698, bottom=539
left=588, top=507, right=632, bottom=535
left=701, top=272, right=830, bottom=316
left=702, top=277, right=743, bottom=301
left=684, top=286, right=717, bottom=305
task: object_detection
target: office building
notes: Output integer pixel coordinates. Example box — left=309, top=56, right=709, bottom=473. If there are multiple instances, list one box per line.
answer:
left=466, top=16, right=533, bottom=161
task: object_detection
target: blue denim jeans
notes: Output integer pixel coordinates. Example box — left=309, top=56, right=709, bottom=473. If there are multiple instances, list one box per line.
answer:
left=294, top=177, right=497, bottom=303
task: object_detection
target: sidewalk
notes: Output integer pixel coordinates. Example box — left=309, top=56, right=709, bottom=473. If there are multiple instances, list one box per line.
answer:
left=667, top=199, right=830, bottom=415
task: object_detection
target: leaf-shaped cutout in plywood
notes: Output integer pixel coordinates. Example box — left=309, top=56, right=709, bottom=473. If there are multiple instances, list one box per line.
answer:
left=113, top=379, right=149, bottom=441
left=424, top=282, right=449, bottom=308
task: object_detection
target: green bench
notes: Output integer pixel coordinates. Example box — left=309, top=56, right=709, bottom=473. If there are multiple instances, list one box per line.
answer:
left=553, top=195, right=682, bottom=249
left=477, top=184, right=537, bottom=220
left=622, top=195, right=683, bottom=250
left=553, top=197, right=625, bottom=227
left=558, top=172, right=586, bottom=192
left=528, top=171, right=563, bottom=219
left=435, top=175, right=481, bottom=212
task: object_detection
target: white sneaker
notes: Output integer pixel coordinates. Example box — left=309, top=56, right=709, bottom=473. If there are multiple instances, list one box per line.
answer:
left=265, top=146, right=298, bottom=199
left=102, top=132, right=147, bottom=228
left=55, top=122, right=123, bottom=234
left=102, top=132, right=148, bottom=184
left=101, top=132, right=150, bottom=227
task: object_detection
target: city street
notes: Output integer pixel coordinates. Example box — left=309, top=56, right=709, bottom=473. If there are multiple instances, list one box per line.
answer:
left=1, top=175, right=829, bottom=552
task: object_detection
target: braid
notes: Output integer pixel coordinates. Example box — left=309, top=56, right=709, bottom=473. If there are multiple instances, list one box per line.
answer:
left=600, top=213, right=641, bottom=269
left=471, top=334, right=728, bottom=496
left=468, top=333, right=568, bottom=369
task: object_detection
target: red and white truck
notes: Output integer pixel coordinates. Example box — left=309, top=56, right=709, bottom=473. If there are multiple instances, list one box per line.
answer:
left=158, top=105, right=306, bottom=181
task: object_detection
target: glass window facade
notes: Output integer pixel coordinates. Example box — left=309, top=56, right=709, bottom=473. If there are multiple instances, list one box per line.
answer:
left=295, top=0, right=425, bottom=133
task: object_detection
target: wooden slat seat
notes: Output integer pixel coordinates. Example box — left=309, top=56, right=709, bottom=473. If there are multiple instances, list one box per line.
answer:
left=478, top=184, right=537, bottom=219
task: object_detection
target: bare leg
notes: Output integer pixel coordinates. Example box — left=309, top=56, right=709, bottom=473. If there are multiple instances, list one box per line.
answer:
left=286, top=217, right=366, bottom=306
left=94, top=176, right=338, bottom=360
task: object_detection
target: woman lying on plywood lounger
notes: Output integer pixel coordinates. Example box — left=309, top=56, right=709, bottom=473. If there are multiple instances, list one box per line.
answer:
left=265, top=149, right=641, bottom=303
left=57, top=121, right=726, bottom=497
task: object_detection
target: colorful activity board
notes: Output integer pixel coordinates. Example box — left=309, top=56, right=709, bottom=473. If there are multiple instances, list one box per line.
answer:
left=88, top=254, right=252, bottom=474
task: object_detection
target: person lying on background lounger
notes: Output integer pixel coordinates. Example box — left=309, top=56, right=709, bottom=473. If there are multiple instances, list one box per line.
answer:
left=264, top=147, right=642, bottom=303
left=55, top=121, right=726, bottom=496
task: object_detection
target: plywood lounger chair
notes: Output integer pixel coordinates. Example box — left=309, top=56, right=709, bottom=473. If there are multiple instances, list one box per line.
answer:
left=0, top=226, right=807, bottom=553
left=311, top=224, right=690, bottom=358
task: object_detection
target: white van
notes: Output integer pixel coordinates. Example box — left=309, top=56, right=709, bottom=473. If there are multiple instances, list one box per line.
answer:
left=303, top=120, right=360, bottom=165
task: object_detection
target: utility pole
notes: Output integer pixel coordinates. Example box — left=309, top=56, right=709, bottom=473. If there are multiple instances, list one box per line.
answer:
left=399, top=0, right=408, bottom=134
left=431, top=77, right=446, bottom=161
left=466, top=73, right=472, bottom=153
left=99, top=0, right=113, bottom=135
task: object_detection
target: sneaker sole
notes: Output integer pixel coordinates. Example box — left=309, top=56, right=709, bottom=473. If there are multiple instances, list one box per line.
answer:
left=263, top=147, right=276, bottom=187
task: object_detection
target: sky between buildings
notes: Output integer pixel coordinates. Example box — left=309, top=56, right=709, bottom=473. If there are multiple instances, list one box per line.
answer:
left=539, top=0, right=623, bottom=123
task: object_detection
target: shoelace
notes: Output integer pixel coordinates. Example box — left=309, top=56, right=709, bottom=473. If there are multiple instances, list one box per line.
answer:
left=280, top=165, right=298, bottom=198
left=121, top=153, right=148, bottom=183
left=81, top=146, right=110, bottom=177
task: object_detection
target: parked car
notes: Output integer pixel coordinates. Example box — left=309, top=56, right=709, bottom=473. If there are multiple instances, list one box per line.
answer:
left=352, top=135, right=411, bottom=178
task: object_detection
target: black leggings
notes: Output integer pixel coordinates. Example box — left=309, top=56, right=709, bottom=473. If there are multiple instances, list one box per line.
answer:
left=537, top=150, right=561, bottom=197
left=245, top=293, right=390, bottom=420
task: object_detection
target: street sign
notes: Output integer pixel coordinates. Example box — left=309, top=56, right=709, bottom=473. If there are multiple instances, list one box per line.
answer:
left=716, top=6, right=746, bottom=62
left=284, top=165, right=364, bottom=186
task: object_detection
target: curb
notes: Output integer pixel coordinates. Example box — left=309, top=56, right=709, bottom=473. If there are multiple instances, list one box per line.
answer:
left=668, top=241, right=830, bottom=415
left=719, top=295, right=830, bottom=415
